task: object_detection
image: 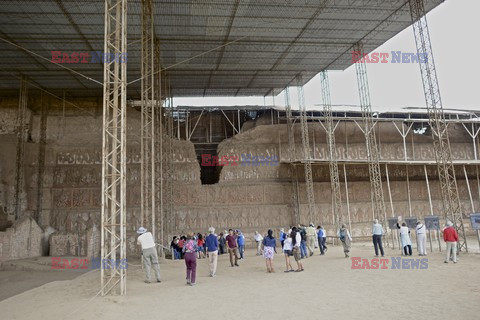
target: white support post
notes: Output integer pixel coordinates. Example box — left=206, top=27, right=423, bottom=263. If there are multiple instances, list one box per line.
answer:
left=101, top=0, right=128, bottom=296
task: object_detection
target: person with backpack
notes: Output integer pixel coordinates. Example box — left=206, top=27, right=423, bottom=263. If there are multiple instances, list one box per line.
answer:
left=316, top=226, right=325, bottom=255
left=183, top=233, right=198, bottom=286
left=262, top=229, right=277, bottom=273
left=338, top=224, right=352, bottom=258
left=298, top=225, right=308, bottom=259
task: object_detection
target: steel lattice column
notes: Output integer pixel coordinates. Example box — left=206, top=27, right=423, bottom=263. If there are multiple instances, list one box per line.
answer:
left=100, top=0, right=128, bottom=296
left=354, top=42, right=387, bottom=228
left=284, top=87, right=300, bottom=225
left=296, top=75, right=315, bottom=224
left=320, top=70, right=343, bottom=230
left=14, top=75, right=28, bottom=220
left=141, top=0, right=156, bottom=239
left=409, top=0, right=467, bottom=251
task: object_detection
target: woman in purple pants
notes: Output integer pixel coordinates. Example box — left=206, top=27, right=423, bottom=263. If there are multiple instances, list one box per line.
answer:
left=183, top=233, right=198, bottom=286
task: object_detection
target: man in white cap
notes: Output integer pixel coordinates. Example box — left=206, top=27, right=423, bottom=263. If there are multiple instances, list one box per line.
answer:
left=136, top=227, right=161, bottom=283
left=443, top=220, right=459, bottom=264
left=416, top=220, right=427, bottom=256
left=205, top=226, right=218, bottom=277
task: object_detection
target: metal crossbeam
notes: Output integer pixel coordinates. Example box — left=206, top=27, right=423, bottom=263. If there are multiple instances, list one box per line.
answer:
left=320, top=70, right=343, bottom=230
left=14, top=75, right=28, bottom=220
left=296, top=75, right=315, bottom=224
left=100, top=0, right=127, bottom=296
left=284, top=87, right=300, bottom=225
left=141, top=0, right=155, bottom=239
left=409, top=0, right=467, bottom=251
left=354, top=42, right=387, bottom=228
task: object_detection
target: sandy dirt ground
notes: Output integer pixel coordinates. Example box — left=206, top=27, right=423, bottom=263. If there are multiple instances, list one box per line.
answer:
left=0, top=243, right=479, bottom=320
left=0, top=271, right=83, bottom=302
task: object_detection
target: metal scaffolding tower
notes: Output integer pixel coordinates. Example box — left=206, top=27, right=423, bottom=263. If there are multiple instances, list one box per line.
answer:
left=320, top=70, right=343, bottom=230
left=140, top=0, right=155, bottom=238
left=100, top=0, right=128, bottom=296
left=296, top=75, right=315, bottom=224
left=409, top=0, right=467, bottom=251
left=284, top=87, right=300, bottom=225
left=14, top=75, right=28, bottom=220
left=354, top=42, right=387, bottom=227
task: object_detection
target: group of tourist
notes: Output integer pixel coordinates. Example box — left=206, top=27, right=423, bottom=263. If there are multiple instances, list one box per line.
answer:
left=170, top=229, right=245, bottom=262
left=370, top=217, right=459, bottom=264
left=135, top=217, right=460, bottom=286
left=391, top=218, right=458, bottom=263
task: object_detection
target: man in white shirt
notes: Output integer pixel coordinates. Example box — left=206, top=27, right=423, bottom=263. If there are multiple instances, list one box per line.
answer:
left=254, top=231, right=264, bottom=255
left=372, top=219, right=385, bottom=257
left=306, top=223, right=316, bottom=257
left=137, top=227, right=161, bottom=284
left=321, top=226, right=327, bottom=253
left=292, top=227, right=304, bottom=272
left=416, top=221, right=427, bottom=256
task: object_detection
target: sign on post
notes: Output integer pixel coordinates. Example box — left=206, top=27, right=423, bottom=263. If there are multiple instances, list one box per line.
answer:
left=388, top=217, right=398, bottom=229
left=405, top=217, right=418, bottom=229
left=424, top=215, right=440, bottom=230
left=469, top=213, right=480, bottom=230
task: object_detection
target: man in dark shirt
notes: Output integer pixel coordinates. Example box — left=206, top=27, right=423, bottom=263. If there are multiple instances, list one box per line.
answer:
left=226, top=229, right=239, bottom=267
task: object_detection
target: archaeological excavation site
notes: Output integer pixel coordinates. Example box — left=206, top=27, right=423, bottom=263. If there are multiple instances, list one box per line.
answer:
left=0, top=1, right=479, bottom=319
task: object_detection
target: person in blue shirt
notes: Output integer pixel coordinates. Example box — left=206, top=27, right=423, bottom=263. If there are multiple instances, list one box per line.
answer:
left=262, top=229, right=277, bottom=273
left=236, top=230, right=245, bottom=260
left=279, top=228, right=286, bottom=248
left=316, top=226, right=325, bottom=255
left=205, top=227, right=219, bottom=277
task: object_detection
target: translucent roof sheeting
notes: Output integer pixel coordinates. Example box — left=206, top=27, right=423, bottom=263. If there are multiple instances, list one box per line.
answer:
left=0, top=0, right=444, bottom=97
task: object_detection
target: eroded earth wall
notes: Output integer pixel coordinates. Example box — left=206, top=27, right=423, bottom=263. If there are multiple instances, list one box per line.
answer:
left=0, top=98, right=477, bottom=255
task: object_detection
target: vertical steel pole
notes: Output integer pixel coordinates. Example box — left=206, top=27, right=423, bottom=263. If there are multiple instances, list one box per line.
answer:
left=101, top=0, right=127, bottom=296
left=296, top=75, right=315, bottom=224
left=321, top=70, right=343, bottom=231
